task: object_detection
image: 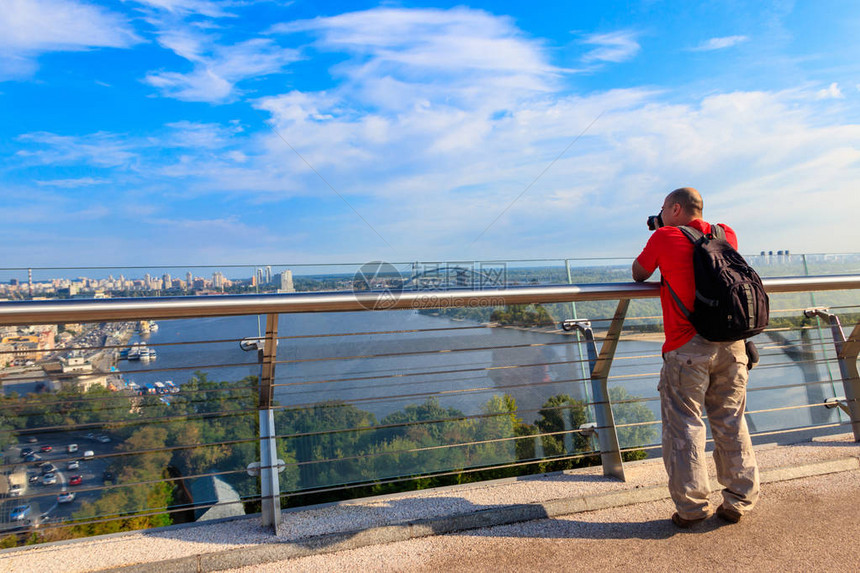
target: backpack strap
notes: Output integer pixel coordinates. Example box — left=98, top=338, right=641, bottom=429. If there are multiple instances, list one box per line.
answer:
left=663, top=277, right=692, bottom=320
left=662, top=225, right=704, bottom=321
left=710, top=223, right=725, bottom=241
left=677, top=225, right=705, bottom=244
left=664, top=223, right=730, bottom=322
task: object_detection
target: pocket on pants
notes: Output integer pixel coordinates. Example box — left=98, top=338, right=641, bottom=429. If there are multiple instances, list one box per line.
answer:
left=671, top=352, right=710, bottom=390
left=729, top=341, right=748, bottom=366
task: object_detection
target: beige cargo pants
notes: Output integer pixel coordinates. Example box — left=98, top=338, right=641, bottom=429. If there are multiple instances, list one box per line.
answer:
left=659, top=335, right=760, bottom=520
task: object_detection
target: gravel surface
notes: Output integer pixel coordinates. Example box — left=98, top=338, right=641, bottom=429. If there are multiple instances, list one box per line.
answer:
left=2, top=433, right=857, bottom=573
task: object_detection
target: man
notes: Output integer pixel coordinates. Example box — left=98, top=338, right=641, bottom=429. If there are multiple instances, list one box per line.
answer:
left=632, top=187, right=759, bottom=528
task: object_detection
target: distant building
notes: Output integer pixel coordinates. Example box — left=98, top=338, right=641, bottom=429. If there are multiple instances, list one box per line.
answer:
left=3, top=337, right=39, bottom=363
left=0, top=342, right=13, bottom=368
left=279, top=270, right=295, bottom=293
left=61, top=354, right=94, bottom=374
left=1, top=330, right=54, bottom=362
left=58, top=285, right=79, bottom=297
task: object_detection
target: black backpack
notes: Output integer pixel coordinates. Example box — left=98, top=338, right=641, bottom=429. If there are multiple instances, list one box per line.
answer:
left=664, top=224, right=769, bottom=342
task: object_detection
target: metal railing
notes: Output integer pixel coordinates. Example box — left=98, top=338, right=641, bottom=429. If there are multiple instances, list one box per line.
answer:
left=1, top=274, right=858, bottom=539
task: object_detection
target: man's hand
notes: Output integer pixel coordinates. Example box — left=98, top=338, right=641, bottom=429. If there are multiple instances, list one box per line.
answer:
left=632, top=259, right=652, bottom=282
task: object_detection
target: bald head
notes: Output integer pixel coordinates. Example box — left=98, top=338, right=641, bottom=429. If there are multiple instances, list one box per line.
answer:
left=666, top=187, right=703, bottom=218
left=658, top=187, right=703, bottom=227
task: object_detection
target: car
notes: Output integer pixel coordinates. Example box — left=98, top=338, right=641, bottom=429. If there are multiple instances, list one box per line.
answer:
left=40, top=445, right=53, bottom=452
left=57, top=491, right=75, bottom=504
left=24, top=453, right=41, bottom=463
left=10, top=505, right=31, bottom=521
left=96, top=435, right=111, bottom=443
left=82, top=450, right=94, bottom=459
left=27, top=436, right=38, bottom=443
left=84, top=432, right=96, bottom=440
left=68, top=475, right=83, bottom=486
left=103, top=470, right=116, bottom=483
left=40, top=463, right=56, bottom=474
left=42, top=473, right=57, bottom=485
left=67, top=460, right=80, bottom=470
left=68, top=443, right=79, bottom=453
left=29, top=474, right=40, bottom=484
left=8, top=484, right=22, bottom=497
left=20, top=447, right=34, bottom=458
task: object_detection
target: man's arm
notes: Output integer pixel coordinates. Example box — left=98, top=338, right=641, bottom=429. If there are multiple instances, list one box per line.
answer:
left=632, top=259, right=652, bottom=282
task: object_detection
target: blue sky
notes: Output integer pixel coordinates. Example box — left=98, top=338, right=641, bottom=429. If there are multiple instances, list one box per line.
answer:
left=1, top=0, right=859, bottom=268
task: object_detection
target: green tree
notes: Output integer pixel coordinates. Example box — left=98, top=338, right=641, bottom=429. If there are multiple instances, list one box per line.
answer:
left=277, top=402, right=377, bottom=490
left=608, top=386, right=657, bottom=458
left=490, top=305, right=555, bottom=327
left=535, top=394, right=593, bottom=471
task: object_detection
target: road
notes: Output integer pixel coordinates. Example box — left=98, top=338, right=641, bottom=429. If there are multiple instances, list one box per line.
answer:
left=2, top=432, right=113, bottom=533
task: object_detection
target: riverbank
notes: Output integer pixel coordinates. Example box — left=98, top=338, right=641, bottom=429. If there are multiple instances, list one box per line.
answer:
left=487, top=322, right=665, bottom=343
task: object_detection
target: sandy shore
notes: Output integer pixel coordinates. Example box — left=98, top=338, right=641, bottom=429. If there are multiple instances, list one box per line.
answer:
left=487, top=322, right=665, bottom=343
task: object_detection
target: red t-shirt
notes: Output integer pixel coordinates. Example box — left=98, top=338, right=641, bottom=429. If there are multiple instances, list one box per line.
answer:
left=636, top=219, right=738, bottom=353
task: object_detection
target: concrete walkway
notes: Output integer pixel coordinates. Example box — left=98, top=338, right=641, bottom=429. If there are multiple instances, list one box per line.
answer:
left=2, top=433, right=858, bottom=573
left=230, top=467, right=860, bottom=573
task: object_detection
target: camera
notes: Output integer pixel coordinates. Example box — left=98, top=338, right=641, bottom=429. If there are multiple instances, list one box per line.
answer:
left=647, top=213, right=663, bottom=231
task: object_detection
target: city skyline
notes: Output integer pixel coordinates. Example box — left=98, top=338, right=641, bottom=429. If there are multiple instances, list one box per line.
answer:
left=2, top=1, right=859, bottom=267
left=0, top=267, right=302, bottom=297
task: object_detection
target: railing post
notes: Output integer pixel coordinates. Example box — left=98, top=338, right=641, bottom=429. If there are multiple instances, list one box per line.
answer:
left=565, top=259, right=592, bottom=406
left=805, top=309, right=860, bottom=441
left=562, top=299, right=629, bottom=481
left=259, top=313, right=281, bottom=532
left=839, top=320, right=860, bottom=441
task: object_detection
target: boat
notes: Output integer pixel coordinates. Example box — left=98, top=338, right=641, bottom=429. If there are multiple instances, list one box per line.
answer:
left=139, top=344, right=157, bottom=361
left=127, top=343, right=143, bottom=361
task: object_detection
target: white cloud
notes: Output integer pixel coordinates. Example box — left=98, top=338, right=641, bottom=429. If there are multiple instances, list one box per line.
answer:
left=580, top=31, right=640, bottom=63
left=0, top=0, right=139, bottom=79
left=129, top=8, right=853, bottom=258
left=691, top=35, right=749, bottom=51
left=5, top=7, right=859, bottom=263
left=249, top=84, right=860, bottom=258
left=163, top=120, right=244, bottom=148
left=144, top=32, right=300, bottom=102
left=815, top=82, right=844, bottom=99
left=275, top=7, right=559, bottom=109
left=131, top=0, right=233, bottom=19
left=146, top=67, right=235, bottom=102
left=15, top=132, right=138, bottom=168
left=35, top=177, right=110, bottom=188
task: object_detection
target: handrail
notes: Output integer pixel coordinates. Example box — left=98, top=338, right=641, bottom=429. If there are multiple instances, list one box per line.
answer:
left=1, top=273, right=858, bottom=539
left=1, top=275, right=859, bottom=325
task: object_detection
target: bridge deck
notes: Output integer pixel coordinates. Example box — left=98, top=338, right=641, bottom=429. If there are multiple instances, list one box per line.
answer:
left=3, top=434, right=858, bottom=573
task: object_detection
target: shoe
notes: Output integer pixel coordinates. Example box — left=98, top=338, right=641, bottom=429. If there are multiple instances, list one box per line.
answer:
left=671, top=512, right=707, bottom=529
left=716, top=505, right=743, bottom=524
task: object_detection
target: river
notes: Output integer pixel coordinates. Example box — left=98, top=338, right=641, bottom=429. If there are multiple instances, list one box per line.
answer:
left=115, top=309, right=843, bottom=436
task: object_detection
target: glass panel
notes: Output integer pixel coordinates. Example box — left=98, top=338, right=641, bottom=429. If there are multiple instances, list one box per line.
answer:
left=0, top=317, right=262, bottom=540
left=1, top=256, right=857, bottom=543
